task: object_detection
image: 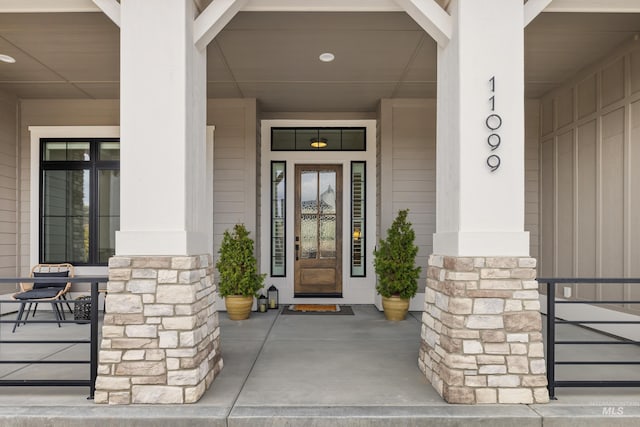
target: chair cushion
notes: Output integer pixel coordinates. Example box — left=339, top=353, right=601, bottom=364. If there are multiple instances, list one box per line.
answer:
left=14, top=288, right=61, bottom=300
left=33, top=271, right=69, bottom=289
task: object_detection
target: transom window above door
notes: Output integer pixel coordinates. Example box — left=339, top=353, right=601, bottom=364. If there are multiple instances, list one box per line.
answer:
left=271, top=127, right=366, bottom=151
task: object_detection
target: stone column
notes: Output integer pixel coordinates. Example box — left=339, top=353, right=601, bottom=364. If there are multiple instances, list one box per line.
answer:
left=422, top=0, right=548, bottom=404
left=95, top=0, right=222, bottom=404
left=95, top=255, right=222, bottom=404
left=419, top=256, right=547, bottom=404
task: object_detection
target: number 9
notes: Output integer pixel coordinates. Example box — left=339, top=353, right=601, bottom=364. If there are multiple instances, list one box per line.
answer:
left=487, top=134, right=501, bottom=151
left=487, top=155, right=501, bottom=172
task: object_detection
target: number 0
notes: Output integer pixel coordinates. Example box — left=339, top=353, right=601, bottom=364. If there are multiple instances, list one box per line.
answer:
left=486, top=114, right=502, bottom=131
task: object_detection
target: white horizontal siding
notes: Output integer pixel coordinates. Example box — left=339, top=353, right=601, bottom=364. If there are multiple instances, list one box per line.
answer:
left=208, top=99, right=257, bottom=264
left=0, top=89, right=17, bottom=285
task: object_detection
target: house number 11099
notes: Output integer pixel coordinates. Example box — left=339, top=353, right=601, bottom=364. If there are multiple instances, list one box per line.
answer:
left=486, top=76, right=501, bottom=172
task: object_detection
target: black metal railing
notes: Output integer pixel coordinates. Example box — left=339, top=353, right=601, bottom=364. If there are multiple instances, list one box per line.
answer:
left=539, top=278, right=640, bottom=399
left=0, top=276, right=107, bottom=399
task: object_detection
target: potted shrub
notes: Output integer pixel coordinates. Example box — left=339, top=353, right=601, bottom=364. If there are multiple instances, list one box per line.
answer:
left=216, top=224, right=265, bottom=320
left=373, top=209, right=421, bottom=321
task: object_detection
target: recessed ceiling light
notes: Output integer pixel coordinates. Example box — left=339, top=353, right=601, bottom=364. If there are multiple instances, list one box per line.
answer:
left=0, top=54, right=16, bottom=64
left=319, top=52, right=335, bottom=63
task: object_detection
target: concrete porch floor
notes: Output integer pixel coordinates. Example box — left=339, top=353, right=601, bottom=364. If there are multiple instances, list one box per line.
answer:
left=0, top=305, right=639, bottom=426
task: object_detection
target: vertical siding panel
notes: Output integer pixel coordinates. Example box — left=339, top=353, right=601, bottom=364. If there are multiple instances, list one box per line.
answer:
left=556, top=130, right=574, bottom=277
left=557, top=88, right=574, bottom=129
left=631, top=50, right=640, bottom=95
left=601, top=57, right=626, bottom=108
left=540, top=41, right=640, bottom=314
left=540, top=139, right=555, bottom=277
left=601, top=108, right=625, bottom=301
left=576, top=120, right=597, bottom=299
left=577, top=75, right=598, bottom=120
left=630, top=100, right=640, bottom=309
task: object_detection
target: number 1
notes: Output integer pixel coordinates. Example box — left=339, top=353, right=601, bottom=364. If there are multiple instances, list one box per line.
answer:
left=489, top=76, right=495, bottom=92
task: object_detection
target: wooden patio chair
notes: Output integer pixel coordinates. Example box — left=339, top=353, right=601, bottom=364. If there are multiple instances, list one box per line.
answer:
left=11, top=263, right=75, bottom=333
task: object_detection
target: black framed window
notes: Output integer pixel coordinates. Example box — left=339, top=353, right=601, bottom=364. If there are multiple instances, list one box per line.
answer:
left=271, top=161, right=286, bottom=276
left=351, top=162, right=366, bottom=276
left=271, top=127, right=366, bottom=151
left=40, top=138, right=120, bottom=265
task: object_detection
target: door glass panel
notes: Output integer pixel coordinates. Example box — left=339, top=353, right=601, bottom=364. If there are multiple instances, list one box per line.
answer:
left=300, top=171, right=317, bottom=214
left=319, top=214, right=336, bottom=258
left=301, top=214, right=318, bottom=259
left=319, top=171, right=336, bottom=214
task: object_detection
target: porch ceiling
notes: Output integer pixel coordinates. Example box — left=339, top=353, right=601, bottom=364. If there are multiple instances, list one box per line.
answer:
left=0, top=10, right=638, bottom=112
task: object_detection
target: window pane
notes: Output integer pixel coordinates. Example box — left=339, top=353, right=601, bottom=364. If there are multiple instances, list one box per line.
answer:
left=43, top=170, right=69, bottom=216
left=68, top=215, right=89, bottom=263
left=272, top=129, right=295, bottom=150
left=98, top=169, right=120, bottom=264
left=43, top=142, right=67, bottom=161
left=300, top=171, right=317, bottom=214
left=319, top=171, right=336, bottom=214
left=271, top=127, right=366, bottom=151
left=67, top=142, right=90, bottom=161
left=42, top=169, right=90, bottom=264
left=342, top=129, right=366, bottom=150
left=300, top=214, right=317, bottom=259
left=351, top=162, right=366, bottom=276
left=99, top=216, right=119, bottom=263
left=100, top=142, right=120, bottom=160
left=271, top=162, right=286, bottom=276
left=296, top=129, right=318, bottom=151
left=99, top=170, right=120, bottom=216
left=43, top=217, right=66, bottom=262
left=319, top=214, right=336, bottom=258
left=318, top=129, right=341, bottom=150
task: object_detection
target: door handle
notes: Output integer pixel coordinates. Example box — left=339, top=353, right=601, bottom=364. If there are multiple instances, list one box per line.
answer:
left=295, top=236, right=299, bottom=261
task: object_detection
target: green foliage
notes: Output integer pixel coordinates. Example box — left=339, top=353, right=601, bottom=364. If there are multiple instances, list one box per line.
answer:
left=373, top=209, right=421, bottom=299
left=216, top=224, right=266, bottom=297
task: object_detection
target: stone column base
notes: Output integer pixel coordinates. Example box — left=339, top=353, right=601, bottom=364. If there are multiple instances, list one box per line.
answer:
left=418, top=255, right=549, bottom=404
left=95, top=255, right=223, bottom=404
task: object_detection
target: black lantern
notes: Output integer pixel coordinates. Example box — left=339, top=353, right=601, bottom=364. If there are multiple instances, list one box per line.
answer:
left=258, top=293, right=268, bottom=313
left=268, top=285, right=279, bottom=310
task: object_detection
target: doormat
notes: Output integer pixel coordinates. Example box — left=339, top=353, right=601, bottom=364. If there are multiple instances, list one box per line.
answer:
left=281, top=304, right=354, bottom=315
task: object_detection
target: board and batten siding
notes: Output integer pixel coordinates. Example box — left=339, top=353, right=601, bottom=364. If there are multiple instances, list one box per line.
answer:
left=208, top=99, right=257, bottom=264
left=379, top=99, right=540, bottom=304
left=539, top=38, right=640, bottom=312
left=0, top=89, right=18, bottom=286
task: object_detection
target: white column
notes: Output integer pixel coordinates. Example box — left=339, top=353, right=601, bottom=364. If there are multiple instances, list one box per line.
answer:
left=434, top=0, right=528, bottom=256
left=117, top=0, right=208, bottom=256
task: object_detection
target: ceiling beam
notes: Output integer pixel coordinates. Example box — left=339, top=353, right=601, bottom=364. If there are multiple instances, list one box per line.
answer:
left=394, top=0, right=451, bottom=47
left=524, top=0, right=552, bottom=27
left=92, top=0, right=120, bottom=27
left=542, top=0, right=640, bottom=13
left=194, top=0, right=247, bottom=51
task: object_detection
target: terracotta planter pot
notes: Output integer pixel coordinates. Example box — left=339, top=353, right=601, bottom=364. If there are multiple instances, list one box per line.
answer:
left=225, top=295, right=253, bottom=320
left=382, top=296, right=410, bottom=321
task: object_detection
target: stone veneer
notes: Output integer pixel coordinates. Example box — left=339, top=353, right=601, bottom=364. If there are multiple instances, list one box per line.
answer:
left=419, top=255, right=549, bottom=404
left=94, top=255, right=223, bottom=404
